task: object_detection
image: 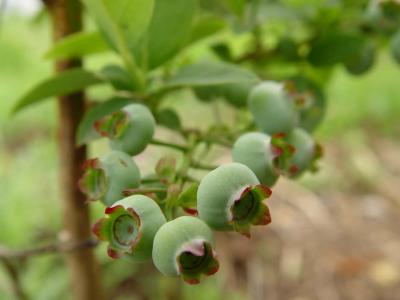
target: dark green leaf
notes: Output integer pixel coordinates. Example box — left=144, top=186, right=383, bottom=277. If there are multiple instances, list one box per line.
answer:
left=82, top=0, right=154, bottom=53
left=133, top=0, right=197, bottom=70
left=345, top=42, right=375, bottom=75
left=100, top=65, right=134, bottom=91
left=165, top=61, right=260, bottom=88
left=12, top=69, right=103, bottom=114
left=76, top=97, right=132, bottom=145
left=187, top=15, right=226, bottom=45
left=307, top=32, right=365, bottom=66
left=45, top=31, right=109, bottom=60
left=155, top=109, right=182, bottom=131
left=177, top=183, right=198, bottom=208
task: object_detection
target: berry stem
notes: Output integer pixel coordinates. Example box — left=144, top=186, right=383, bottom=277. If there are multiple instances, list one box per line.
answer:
left=190, top=161, right=218, bottom=171
left=150, top=139, right=189, bottom=152
left=123, top=187, right=167, bottom=196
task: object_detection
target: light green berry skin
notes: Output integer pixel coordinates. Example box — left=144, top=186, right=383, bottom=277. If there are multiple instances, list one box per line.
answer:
left=248, top=81, right=299, bottom=134
left=391, top=30, right=400, bottom=64
left=232, top=132, right=279, bottom=187
left=100, top=151, right=141, bottom=206
left=152, top=216, right=214, bottom=276
left=197, top=163, right=260, bottom=230
left=114, top=195, right=166, bottom=262
left=110, top=104, right=156, bottom=156
left=287, top=128, right=315, bottom=176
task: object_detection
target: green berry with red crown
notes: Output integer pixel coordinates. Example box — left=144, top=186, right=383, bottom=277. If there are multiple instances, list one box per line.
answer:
left=79, top=151, right=140, bottom=206
left=152, top=216, right=219, bottom=284
left=197, top=163, right=272, bottom=237
left=95, top=103, right=155, bottom=156
left=93, top=195, right=166, bottom=261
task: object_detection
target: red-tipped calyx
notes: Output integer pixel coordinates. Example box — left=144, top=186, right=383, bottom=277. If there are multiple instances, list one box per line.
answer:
left=78, top=158, right=107, bottom=201
left=92, top=204, right=141, bottom=259
left=177, top=240, right=219, bottom=284
left=230, top=184, right=272, bottom=237
left=271, top=134, right=295, bottom=175
left=310, top=143, right=323, bottom=173
left=94, top=110, right=129, bottom=139
left=183, top=207, right=198, bottom=216
left=283, top=80, right=314, bottom=109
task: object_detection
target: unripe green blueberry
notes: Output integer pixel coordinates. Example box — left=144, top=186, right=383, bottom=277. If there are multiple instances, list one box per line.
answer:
left=284, top=128, right=322, bottom=177
left=93, top=195, right=166, bottom=261
left=363, top=0, right=400, bottom=34
left=197, top=163, right=272, bottom=237
left=232, top=132, right=295, bottom=187
left=248, top=81, right=299, bottom=135
left=79, top=151, right=140, bottom=206
left=288, top=77, right=326, bottom=132
left=345, top=42, right=375, bottom=75
left=152, top=216, right=219, bottom=284
left=95, top=103, right=155, bottom=156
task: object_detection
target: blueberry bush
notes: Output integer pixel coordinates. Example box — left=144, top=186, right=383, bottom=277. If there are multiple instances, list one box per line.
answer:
left=10, top=0, right=400, bottom=296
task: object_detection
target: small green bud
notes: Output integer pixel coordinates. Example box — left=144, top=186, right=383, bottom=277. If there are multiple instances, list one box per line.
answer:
left=152, top=216, right=219, bottom=284
left=95, top=103, right=155, bottom=156
left=79, top=151, right=140, bottom=206
left=93, top=195, right=166, bottom=261
left=197, top=163, right=272, bottom=237
left=248, top=81, right=299, bottom=135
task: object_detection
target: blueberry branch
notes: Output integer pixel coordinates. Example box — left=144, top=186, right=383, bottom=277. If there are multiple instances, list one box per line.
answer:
left=0, top=238, right=98, bottom=259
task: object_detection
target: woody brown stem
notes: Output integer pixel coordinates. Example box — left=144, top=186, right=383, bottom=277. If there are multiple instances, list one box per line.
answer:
left=43, top=0, right=104, bottom=299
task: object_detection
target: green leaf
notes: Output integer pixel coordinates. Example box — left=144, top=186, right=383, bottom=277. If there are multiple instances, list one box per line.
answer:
left=100, top=65, right=134, bottom=91
left=12, top=69, right=103, bottom=114
left=82, top=0, right=155, bottom=52
left=45, top=31, right=109, bottom=60
left=187, top=15, right=226, bottom=45
left=133, top=0, right=197, bottom=70
left=307, top=32, right=365, bottom=66
left=164, top=61, right=260, bottom=88
left=155, top=108, right=182, bottom=131
left=76, top=97, right=132, bottom=145
left=177, top=183, right=198, bottom=208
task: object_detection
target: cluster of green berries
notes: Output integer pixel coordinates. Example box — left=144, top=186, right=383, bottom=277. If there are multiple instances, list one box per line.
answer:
left=79, top=78, right=323, bottom=284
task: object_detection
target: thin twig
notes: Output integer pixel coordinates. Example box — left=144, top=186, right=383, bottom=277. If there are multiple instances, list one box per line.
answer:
left=1, top=259, right=28, bottom=300
left=0, top=238, right=98, bottom=260
left=202, top=137, right=233, bottom=148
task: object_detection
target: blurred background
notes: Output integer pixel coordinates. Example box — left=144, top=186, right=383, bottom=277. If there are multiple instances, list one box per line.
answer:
left=1, top=0, right=400, bottom=299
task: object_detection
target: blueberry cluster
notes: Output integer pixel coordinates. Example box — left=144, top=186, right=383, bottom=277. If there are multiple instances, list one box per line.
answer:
left=80, top=79, right=323, bottom=284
